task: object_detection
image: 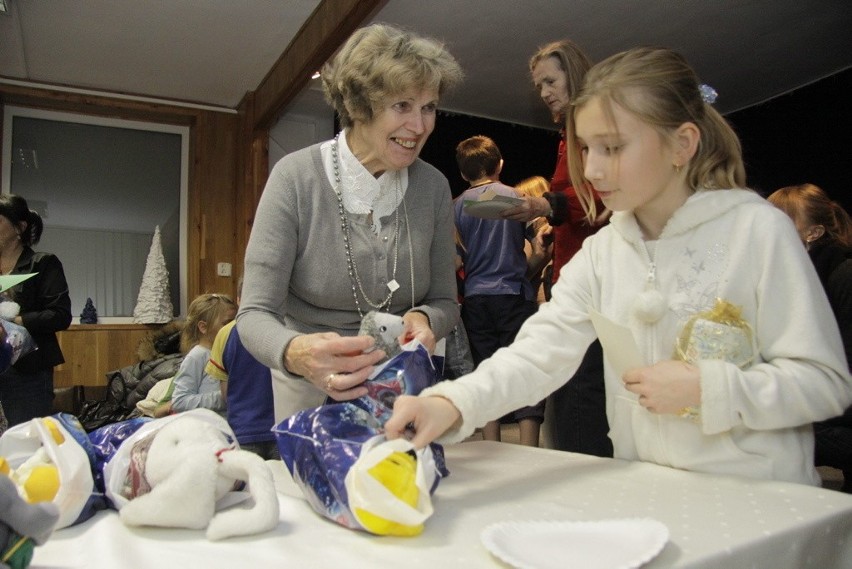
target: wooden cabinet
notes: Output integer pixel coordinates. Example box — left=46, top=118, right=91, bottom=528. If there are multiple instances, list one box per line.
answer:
left=54, top=324, right=164, bottom=388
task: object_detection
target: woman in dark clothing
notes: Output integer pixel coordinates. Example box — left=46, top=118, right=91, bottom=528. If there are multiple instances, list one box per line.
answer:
left=0, top=194, right=72, bottom=426
left=769, top=183, right=852, bottom=492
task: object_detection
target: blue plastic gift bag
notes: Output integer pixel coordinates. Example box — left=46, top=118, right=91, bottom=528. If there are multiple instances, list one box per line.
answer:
left=274, top=342, right=448, bottom=535
left=87, top=417, right=151, bottom=501
left=0, top=319, right=38, bottom=373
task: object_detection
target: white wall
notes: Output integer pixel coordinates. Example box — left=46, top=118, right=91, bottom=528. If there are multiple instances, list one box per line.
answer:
left=268, top=81, right=334, bottom=171
left=38, top=226, right=151, bottom=318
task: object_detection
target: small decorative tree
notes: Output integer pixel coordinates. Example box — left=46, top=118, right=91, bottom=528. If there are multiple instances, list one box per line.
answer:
left=80, top=298, right=98, bottom=324
left=133, top=226, right=174, bottom=324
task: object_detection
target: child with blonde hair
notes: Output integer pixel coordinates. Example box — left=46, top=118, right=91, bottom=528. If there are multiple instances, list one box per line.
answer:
left=170, top=293, right=237, bottom=416
left=515, top=176, right=554, bottom=303
left=387, top=47, right=852, bottom=485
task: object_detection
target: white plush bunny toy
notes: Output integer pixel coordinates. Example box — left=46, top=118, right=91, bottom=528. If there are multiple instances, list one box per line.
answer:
left=109, top=409, right=279, bottom=540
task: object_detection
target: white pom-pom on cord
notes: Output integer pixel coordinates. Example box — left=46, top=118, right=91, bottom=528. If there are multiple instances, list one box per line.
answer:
left=0, top=301, right=20, bottom=321
left=632, top=289, right=666, bottom=323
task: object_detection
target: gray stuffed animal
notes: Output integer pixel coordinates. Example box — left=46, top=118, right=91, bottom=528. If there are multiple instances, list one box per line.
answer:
left=0, top=474, right=59, bottom=569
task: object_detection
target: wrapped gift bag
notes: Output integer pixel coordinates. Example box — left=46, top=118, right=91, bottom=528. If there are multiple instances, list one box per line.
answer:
left=274, top=342, right=447, bottom=536
left=0, top=319, right=38, bottom=372
left=0, top=413, right=101, bottom=529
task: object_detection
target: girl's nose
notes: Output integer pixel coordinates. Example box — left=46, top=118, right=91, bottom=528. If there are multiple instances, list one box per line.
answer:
left=584, top=153, right=604, bottom=181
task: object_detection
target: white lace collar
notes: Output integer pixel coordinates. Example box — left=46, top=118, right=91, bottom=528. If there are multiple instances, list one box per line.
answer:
left=322, top=130, right=409, bottom=234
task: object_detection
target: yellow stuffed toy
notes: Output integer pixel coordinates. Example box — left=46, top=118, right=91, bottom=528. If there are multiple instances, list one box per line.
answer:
left=4, top=419, right=63, bottom=505
left=345, top=437, right=437, bottom=537
left=354, top=450, right=423, bottom=536
left=0, top=458, right=60, bottom=569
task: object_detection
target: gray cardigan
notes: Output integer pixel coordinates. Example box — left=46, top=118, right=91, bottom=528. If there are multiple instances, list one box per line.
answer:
left=237, top=141, right=459, bottom=383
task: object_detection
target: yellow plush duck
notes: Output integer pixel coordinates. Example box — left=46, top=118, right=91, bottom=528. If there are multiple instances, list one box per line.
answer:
left=345, top=437, right=437, bottom=537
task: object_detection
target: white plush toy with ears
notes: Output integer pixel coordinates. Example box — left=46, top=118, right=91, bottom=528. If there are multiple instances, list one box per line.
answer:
left=115, top=410, right=279, bottom=540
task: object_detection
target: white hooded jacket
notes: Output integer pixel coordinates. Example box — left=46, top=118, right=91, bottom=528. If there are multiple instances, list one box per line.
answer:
left=425, top=189, right=851, bottom=485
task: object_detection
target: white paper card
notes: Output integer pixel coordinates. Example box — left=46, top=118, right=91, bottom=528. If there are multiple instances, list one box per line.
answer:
left=588, top=308, right=644, bottom=377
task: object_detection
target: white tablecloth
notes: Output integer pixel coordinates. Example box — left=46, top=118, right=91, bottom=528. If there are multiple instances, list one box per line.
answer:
left=32, top=441, right=852, bottom=568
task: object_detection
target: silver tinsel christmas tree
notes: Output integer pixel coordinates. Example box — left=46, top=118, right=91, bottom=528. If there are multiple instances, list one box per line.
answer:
left=133, top=226, right=174, bottom=323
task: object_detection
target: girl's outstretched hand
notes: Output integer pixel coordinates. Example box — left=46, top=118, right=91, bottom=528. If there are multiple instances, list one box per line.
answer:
left=622, top=359, right=701, bottom=415
left=385, top=395, right=461, bottom=449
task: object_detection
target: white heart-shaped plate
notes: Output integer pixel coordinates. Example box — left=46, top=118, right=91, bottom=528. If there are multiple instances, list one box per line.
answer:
left=480, top=518, right=669, bottom=569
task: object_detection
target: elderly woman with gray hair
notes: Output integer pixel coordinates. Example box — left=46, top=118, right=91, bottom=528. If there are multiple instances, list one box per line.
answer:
left=237, top=23, right=464, bottom=420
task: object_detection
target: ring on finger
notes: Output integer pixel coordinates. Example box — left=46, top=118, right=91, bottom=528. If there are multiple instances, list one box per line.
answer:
left=325, top=373, right=336, bottom=391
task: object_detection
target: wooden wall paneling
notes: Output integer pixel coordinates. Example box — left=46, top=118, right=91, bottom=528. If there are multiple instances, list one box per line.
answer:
left=54, top=325, right=162, bottom=388
left=250, top=0, right=387, bottom=131
left=0, top=82, right=198, bottom=126
left=189, top=110, right=240, bottom=298
left=234, top=91, right=266, bottom=280
left=235, top=128, right=269, bottom=265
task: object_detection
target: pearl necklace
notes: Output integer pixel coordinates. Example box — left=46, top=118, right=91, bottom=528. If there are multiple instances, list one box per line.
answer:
left=332, top=134, right=413, bottom=318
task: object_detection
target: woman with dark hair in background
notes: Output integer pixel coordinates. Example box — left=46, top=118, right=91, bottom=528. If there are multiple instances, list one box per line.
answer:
left=768, top=183, right=852, bottom=492
left=0, top=194, right=72, bottom=426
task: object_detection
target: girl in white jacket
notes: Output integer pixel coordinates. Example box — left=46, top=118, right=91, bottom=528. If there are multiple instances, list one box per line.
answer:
left=386, top=47, right=852, bottom=485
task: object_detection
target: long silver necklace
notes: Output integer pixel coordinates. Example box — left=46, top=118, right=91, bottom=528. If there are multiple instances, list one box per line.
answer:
left=332, top=133, right=408, bottom=318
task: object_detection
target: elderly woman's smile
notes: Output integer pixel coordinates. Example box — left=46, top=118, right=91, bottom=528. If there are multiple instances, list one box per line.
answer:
left=348, top=88, right=439, bottom=177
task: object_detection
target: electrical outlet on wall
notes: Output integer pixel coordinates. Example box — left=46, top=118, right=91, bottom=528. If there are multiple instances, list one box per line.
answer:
left=217, top=262, right=232, bottom=277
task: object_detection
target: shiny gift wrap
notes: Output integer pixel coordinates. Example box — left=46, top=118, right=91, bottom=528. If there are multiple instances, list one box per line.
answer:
left=274, top=343, right=447, bottom=536
left=675, top=299, right=754, bottom=420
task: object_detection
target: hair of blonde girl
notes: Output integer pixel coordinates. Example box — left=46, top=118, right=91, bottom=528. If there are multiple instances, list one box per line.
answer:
left=515, top=176, right=551, bottom=199
left=180, top=293, right=237, bottom=353
left=565, top=46, right=746, bottom=223
left=768, top=183, right=852, bottom=248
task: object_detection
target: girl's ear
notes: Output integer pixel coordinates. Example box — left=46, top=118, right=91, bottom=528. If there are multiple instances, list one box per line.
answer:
left=805, top=224, right=826, bottom=244
left=197, top=320, right=209, bottom=336
left=673, top=121, right=700, bottom=165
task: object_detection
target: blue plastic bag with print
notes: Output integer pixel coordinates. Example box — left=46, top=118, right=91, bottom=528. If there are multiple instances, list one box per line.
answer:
left=87, top=417, right=151, bottom=500
left=274, top=341, right=448, bottom=535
